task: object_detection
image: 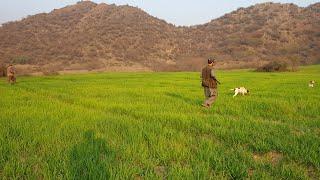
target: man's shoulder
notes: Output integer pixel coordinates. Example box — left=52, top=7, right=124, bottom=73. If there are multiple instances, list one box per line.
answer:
left=202, top=65, right=210, bottom=70
left=202, top=66, right=214, bottom=70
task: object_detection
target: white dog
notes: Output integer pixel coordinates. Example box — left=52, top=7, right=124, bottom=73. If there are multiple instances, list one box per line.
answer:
left=231, top=87, right=249, bottom=97
left=309, top=80, right=315, bottom=88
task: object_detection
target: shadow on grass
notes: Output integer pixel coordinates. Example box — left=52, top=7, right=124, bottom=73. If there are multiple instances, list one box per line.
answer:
left=69, top=130, right=114, bottom=179
left=165, top=92, right=202, bottom=105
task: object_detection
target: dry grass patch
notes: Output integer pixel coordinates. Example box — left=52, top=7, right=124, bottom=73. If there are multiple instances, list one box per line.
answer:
left=154, top=165, right=166, bottom=178
left=253, top=151, right=283, bottom=165
left=307, top=166, right=320, bottom=180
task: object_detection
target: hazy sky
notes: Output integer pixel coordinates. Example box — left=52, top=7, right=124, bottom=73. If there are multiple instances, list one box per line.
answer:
left=0, top=0, right=319, bottom=26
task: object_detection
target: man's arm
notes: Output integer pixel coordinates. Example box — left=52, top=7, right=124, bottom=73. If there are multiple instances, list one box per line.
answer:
left=210, top=69, right=215, bottom=77
left=211, top=69, right=221, bottom=84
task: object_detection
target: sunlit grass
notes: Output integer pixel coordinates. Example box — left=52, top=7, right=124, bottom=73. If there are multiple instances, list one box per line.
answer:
left=0, top=65, right=319, bottom=179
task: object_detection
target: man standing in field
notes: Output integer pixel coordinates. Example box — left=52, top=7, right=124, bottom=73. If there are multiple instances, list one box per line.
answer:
left=7, top=64, right=16, bottom=84
left=201, top=57, right=219, bottom=108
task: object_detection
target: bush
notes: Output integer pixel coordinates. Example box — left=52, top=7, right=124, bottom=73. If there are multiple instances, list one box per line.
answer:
left=12, top=56, right=31, bottom=64
left=0, top=65, right=6, bottom=77
left=256, top=61, right=288, bottom=72
left=42, top=69, right=59, bottom=76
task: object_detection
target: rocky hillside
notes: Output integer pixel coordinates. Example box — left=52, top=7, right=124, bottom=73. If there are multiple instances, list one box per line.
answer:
left=184, top=2, right=320, bottom=68
left=0, top=1, right=319, bottom=74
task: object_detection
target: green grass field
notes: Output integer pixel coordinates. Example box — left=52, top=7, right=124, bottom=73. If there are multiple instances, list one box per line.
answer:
left=0, top=66, right=319, bottom=179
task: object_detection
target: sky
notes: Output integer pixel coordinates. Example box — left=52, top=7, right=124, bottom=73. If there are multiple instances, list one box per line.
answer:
left=0, top=0, right=319, bottom=26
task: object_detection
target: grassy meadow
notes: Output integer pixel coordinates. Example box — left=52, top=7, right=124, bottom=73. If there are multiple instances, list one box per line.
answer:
left=0, top=65, right=319, bottom=179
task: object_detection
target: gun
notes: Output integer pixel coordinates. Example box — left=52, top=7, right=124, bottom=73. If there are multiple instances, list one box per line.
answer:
left=213, top=77, right=221, bottom=85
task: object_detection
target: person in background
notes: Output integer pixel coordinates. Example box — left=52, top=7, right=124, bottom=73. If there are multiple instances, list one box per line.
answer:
left=7, top=64, right=16, bottom=84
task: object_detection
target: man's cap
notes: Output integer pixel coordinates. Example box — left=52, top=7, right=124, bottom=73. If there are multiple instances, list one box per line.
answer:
left=208, top=57, right=216, bottom=64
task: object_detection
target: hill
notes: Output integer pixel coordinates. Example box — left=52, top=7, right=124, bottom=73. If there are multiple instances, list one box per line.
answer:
left=185, top=2, right=320, bottom=69
left=0, top=1, right=319, bottom=74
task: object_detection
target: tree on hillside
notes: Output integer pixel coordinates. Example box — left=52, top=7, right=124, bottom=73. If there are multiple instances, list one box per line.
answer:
left=287, top=55, right=300, bottom=71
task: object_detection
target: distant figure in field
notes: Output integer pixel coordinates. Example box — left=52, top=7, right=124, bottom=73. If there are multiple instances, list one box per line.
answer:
left=7, top=64, right=16, bottom=84
left=201, top=57, right=220, bottom=108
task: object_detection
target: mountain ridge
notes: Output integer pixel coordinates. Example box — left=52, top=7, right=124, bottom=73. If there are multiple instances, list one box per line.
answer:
left=0, top=1, right=319, bottom=74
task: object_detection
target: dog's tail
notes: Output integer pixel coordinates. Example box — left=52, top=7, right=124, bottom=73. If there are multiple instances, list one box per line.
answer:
left=230, top=88, right=235, bottom=91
